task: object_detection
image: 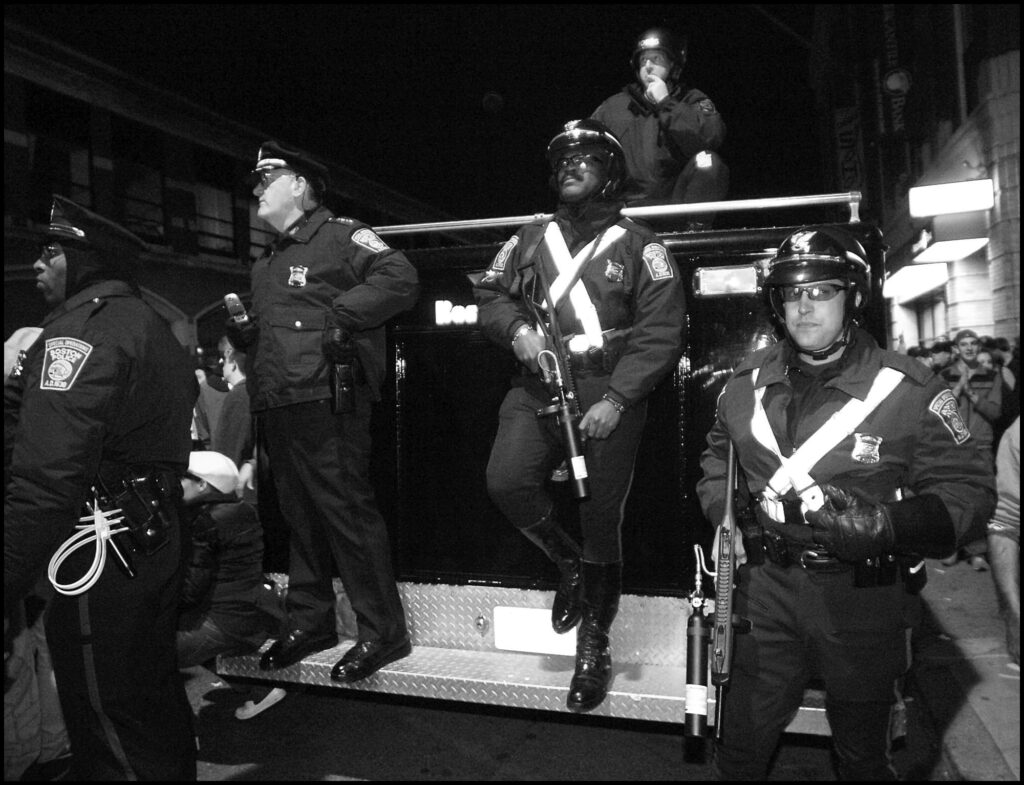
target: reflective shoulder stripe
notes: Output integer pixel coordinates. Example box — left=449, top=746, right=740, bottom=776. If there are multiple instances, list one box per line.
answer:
left=752, top=366, right=905, bottom=520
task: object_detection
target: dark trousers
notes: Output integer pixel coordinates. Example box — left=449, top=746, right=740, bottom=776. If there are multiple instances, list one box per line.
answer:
left=263, top=395, right=407, bottom=642
left=46, top=525, right=197, bottom=781
left=713, top=560, right=909, bottom=780
left=486, top=374, right=647, bottom=563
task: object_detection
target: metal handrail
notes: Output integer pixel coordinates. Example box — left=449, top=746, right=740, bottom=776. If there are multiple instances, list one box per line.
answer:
left=374, top=192, right=862, bottom=236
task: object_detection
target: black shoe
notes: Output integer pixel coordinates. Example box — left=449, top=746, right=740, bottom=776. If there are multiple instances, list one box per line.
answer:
left=330, top=637, right=412, bottom=683
left=258, top=628, right=336, bottom=671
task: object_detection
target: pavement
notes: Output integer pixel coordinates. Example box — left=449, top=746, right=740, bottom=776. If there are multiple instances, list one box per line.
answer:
left=911, top=555, right=1020, bottom=781
left=170, top=555, right=1019, bottom=781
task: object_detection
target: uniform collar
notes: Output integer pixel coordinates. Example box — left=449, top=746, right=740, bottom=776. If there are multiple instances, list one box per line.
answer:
left=753, top=328, right=891, bottom=400
left=42, top=280, right=135, bottom=326
left=280, top=206, right=332, bottom=244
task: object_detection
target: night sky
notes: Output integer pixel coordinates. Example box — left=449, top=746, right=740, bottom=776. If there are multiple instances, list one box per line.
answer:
left=7, top=4, right=822, bottom=220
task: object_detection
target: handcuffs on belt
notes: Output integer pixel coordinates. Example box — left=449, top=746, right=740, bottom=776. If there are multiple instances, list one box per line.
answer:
left=48, top=470, right=180, bottom=595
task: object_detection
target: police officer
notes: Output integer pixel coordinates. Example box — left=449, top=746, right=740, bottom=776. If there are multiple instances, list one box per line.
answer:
left=229, top=142, right=418, bottom=682
left=5, top=196, right=199, bottom=780
left=697, top=226, right=996, bottom=779
left=473, top=120, right=685, bottom=713
left=591, top=27, right=728, bottom=218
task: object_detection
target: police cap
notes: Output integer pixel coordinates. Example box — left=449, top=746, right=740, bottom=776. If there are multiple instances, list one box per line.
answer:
left=47, top=195, right=147, bottom=262
left=253, top=140, right=330, bottom=190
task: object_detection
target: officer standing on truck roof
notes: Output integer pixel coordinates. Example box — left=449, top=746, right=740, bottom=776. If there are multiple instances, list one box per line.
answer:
left=473, top=119, right=685, bottom=713
left=697, top=225, right=996, bottom=779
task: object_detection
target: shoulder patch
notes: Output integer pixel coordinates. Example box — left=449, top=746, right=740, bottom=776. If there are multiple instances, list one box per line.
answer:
left=351, top=228, right=390, bottom=253
left=928, top=388, right=971, bottom=445
left=641, top=243, right=674, bottom=281
left=41, top=337, right=93, bottom=392
left=698, top=98, right=717, bottom=114
left=490, top=235, right=519, bottom=272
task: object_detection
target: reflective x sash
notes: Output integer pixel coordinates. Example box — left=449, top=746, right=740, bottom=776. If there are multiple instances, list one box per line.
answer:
left=542, top=222, right=627, bottom=350
left=750, top=365, right=904, bottom=523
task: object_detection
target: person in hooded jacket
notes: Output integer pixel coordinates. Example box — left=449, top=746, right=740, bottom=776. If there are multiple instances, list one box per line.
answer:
left=592, top=26, right=728, bottom=223
left=4, top=196, right=198, bottom=780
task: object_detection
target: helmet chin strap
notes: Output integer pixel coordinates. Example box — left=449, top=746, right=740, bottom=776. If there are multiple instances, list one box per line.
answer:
left=791, top=322, right=853, bottom=362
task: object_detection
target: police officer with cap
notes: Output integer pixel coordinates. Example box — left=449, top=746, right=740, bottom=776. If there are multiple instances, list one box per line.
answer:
left=697, top=225, right=996, bottom=779
left=5, top=196, right=199, bottom=779
left=227, top=141, right=418, bottom=681
left=473, top=119, right=684, bottom=713
left=592, top=26, right=728, bottom=218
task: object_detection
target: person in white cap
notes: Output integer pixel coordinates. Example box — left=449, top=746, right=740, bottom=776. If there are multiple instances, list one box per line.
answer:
left=177, top=451, right=279, bottom=668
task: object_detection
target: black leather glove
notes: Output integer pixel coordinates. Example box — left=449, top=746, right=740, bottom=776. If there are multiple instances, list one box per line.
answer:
left=803, top=483, right=896, bottom=562
left=322, top=326, right=356, bottom=365
left=224, top=317, right=258, bottom=351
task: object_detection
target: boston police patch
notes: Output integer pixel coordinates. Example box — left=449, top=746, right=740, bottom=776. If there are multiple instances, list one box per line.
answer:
left=41, top=337, right=92, bottom=392
left=698, top=99, right=717, bottom=114
left=352, top=228, right=390, bottom=253
left=491, top=235, right=518, bottom=272
left=642, top=243, right=674, bottom=281
left=928, top=388, right=970, bottom=444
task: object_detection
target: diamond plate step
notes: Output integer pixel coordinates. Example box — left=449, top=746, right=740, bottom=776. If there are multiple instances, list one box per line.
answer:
left=216, top=579, right=832, bottom=733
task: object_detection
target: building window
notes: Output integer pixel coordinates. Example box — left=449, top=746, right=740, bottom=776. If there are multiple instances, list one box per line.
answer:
left=24, top=84, right=92, bottom=220
left=249, top=202, right=274, bottom=261
left=112, top=117, right=165, bottom=242
left=192, top=146, right=237, bottom=257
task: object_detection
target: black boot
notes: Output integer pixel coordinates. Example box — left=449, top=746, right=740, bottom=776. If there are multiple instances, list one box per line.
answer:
left=567, top=561, right=621, bottom=713
left=520, top=514, right=583, bottom=634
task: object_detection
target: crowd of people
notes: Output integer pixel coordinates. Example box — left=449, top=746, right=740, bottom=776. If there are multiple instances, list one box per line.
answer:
left=3, top=23, right=1018, bottom=784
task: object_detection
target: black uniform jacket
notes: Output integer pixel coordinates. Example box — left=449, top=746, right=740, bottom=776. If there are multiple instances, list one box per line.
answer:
left=247, top=206, right=419, bottom=410
left=473, top=204, right=685, bottom=406
left=697, top=329, right=997, bottom=547
left=5, top=280, right=197, bottom=606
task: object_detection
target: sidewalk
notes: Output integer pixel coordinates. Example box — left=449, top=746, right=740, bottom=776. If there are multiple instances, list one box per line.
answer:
left=913, top=556, right=1020, bottom=781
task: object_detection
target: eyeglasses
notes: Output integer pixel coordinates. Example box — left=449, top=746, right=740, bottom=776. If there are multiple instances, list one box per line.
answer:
left=554, top=154, right=606, bottom=172
left=778, top=283, right=849, bottom=303
left=255, top=169, right=295, bottom=189
left=39, top=243, right=65, bottom=263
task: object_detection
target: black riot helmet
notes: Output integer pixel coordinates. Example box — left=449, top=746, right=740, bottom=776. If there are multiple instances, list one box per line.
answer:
left=765, top=226, right=871, bottom=360
left=546, top=119, right=626, bottom=199
left=631, top=27, right=687, bottom=81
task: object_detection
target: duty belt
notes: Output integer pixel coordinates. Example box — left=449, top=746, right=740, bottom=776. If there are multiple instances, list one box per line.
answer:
left=567, top=347, right=611, bottom=375
left=761, top=528, right=849, bottom=574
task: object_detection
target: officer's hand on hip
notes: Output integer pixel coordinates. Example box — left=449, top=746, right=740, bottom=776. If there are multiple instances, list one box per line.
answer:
left=804, top=483, right=896, bottom=562
left=579, top=399, right=620, bottom=440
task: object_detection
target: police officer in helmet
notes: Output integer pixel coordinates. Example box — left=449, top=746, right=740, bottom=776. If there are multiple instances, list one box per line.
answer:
left=697, top=225, right=995, bottom=779
left=6, top=196, right=199, bottom=779
left=592, top=26, right=728, bottom=221
left=474, top=119, right=685, bottom=713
